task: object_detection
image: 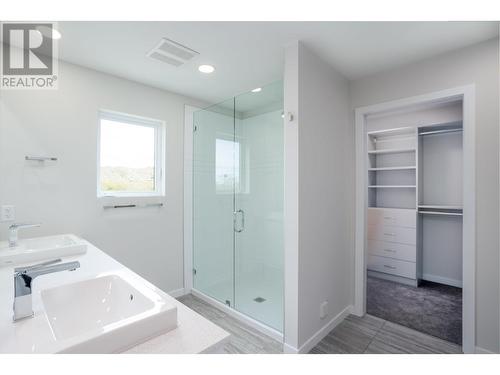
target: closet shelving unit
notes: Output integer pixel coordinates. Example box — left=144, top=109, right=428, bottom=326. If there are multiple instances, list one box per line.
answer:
left=366, top=127, right=419, bottom=286
left=366, top=120, right=464, bottom=288
left=367, top=127, right=417, bottom=209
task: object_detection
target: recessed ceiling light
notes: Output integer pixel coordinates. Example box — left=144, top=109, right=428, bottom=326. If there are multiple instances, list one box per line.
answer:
left=251, top=87, right=262, bottom=93
left=198, top=65, right=215, bottom=74
left=37, top=25, right=62, bottom=40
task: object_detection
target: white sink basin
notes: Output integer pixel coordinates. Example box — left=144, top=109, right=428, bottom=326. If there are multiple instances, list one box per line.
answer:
left=41, top=274, right=177, bottom=353
left=0, top=234, right=87, bottom=267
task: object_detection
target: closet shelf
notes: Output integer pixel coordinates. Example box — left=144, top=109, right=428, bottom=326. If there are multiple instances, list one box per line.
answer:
left=368, top=166, right=416, bottom=171
left=368, top=185, right=416, bottom=188
left=367, top=148, right=416, bottom=155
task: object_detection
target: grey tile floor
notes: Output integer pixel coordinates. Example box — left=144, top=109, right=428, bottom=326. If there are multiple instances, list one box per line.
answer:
left=178, top=294, right=282, bottom=353
left=310, top=314, right=462, bottom=354
left=178, top=294, right=462, bottom=354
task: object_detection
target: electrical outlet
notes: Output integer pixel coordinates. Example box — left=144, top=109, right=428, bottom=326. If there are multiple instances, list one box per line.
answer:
left=1, top=205, right=15, bottom=222
left=320, top=301, right=328, bottom=320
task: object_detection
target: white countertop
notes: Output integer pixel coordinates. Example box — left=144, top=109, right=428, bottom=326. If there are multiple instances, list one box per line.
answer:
left=0, top=239, right=230, bottom=353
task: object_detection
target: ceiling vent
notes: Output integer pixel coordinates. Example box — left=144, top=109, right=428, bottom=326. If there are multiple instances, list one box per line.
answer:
left=147, top=38, right=199, bottom=67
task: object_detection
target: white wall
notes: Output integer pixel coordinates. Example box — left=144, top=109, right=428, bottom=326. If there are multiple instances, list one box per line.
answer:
left=350, top=38, right=500, bottom=353
left=284, top=41, right=353, bottom=351
left=0, top=60, right=206, bottom=294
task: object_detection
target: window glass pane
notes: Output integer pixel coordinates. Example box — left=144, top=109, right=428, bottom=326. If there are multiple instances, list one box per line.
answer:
left=216, top=138, right=239, bottom=193
left=100, top=119, right=155, bottom=193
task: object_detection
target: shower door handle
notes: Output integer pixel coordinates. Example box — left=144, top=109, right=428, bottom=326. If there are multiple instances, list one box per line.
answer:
left=234, top=209, right=245, bottom=233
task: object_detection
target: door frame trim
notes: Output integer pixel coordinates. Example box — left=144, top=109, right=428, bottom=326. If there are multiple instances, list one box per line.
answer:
left=353, top=85, right=476, bottom=353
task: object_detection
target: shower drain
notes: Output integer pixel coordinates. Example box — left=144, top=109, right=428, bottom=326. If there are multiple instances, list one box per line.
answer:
left=253, top=297, right=266, bottom=303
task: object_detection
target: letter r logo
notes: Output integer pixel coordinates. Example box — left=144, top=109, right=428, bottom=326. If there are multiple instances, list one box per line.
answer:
left=2, top=23, right=53, bottom=76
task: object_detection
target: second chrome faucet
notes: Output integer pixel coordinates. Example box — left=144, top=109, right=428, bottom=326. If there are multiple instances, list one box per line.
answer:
left=8, top=223, right=41, bottom=247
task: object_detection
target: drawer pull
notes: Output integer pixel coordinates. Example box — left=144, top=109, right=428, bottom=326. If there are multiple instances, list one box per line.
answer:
left=383, top=249, right=396, bottom=253
left=384, top=265, right=396, bottom=270
left=383, top=233, right=395, bottom=236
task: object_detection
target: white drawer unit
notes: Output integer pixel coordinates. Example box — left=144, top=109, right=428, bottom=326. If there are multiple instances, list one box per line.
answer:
left=367, top=224, right=416, bottom=245
left=367, top=240, right=416, bottom=263
left=367, top=255, right=416, bottom=279
left=367, top=208, right=416, bottom=228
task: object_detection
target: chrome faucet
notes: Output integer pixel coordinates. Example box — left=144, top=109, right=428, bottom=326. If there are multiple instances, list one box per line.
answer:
left=13, top=258, right=80, bottom=321
left=8, top=223, right=41, bottom=247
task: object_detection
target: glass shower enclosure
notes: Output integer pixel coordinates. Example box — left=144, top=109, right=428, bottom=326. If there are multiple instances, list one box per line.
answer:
left=192, top=81, right=284, bottom=332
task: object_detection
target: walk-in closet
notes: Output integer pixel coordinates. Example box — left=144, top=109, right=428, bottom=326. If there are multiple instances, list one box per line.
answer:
left=364, top=100, right=464, bottom=345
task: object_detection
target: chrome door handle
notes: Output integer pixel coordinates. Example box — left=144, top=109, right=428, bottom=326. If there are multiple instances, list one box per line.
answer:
left=233, top=209, right=245, bottom=233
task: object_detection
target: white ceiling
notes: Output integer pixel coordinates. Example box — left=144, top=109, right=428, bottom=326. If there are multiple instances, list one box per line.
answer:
left=57, top=22, right=498, bottom=104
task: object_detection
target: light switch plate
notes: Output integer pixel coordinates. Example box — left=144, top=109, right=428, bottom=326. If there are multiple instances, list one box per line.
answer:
left=320, top=301, right=328, bottom=320
left=1, top=205, right=15, bottom=222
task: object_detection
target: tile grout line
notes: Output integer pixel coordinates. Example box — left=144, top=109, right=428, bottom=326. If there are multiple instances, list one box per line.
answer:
left=370, top=319, right=461, bottom=354
left=362, top=318, right=387, bottom=353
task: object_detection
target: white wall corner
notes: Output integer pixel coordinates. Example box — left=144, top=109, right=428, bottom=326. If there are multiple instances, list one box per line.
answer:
left=498, top=26, right=500, bottom=358
left=283, top=40, right=300, bottom=351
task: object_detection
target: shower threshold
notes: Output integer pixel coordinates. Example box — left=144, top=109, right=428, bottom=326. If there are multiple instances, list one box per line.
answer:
left=190, top=288, right=283, bottom=342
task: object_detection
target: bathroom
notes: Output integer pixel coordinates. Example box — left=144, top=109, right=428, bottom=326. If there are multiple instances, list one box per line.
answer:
left=1, top=4, right=500, bottom=373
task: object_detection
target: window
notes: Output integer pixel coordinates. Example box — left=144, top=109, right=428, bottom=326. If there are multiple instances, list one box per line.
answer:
left=215, top=136, right=248, bottom=194
left=216, top=138, right=240, bottom=193
left=98, top=111, right=164, bottom=197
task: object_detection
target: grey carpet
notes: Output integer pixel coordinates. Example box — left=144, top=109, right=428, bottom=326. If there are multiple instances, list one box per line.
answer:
left=367, top=276, right=462, bottom=345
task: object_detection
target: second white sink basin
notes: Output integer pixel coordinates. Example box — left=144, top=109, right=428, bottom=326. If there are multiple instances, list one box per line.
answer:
left=41, top=274, right=177, bottom=353
left=0, top=234, right=87, bottom=267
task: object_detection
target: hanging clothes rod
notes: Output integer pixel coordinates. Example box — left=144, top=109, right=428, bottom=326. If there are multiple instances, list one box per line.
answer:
left=418, top=210, right=463, bottom=217
left=419, top=128, right=463, bottom=136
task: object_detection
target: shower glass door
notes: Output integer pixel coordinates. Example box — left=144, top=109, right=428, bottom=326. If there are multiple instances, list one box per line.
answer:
left=193, top=98, right=235, bottom=307
left=193, top=81, right=284, bottom=332
left=233, top=82, right=284, bottom=331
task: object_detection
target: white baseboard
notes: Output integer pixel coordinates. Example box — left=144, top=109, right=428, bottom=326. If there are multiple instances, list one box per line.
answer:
left=422, top=274, right=463, bottom=288
left=475, top=346, right=496, bottom=354
left=283, top=343, right=299, bottom=354
left=289, top=304, right=353, bottom=354
left=191, top=288, right=284, bottom=342
left=168, top=288, right=187, bottom=298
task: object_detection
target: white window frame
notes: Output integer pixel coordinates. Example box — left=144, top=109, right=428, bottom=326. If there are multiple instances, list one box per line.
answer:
left=97, top=110, right=165, bottom=198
